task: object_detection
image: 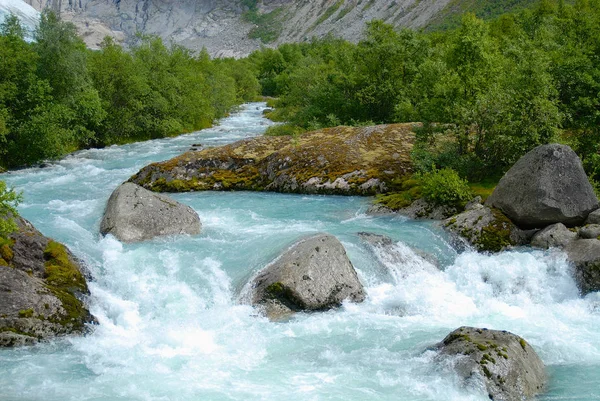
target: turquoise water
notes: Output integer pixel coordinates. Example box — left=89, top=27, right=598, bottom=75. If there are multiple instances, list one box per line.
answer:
left=0, top=103, right=599, bottom=401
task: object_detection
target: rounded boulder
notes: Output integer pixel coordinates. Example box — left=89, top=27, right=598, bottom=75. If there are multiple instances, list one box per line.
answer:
left=250, top=233, right=365, bottom=320
left=437, top=326, right=547, bottom=401
left=486, top=144, right=598, bottom=228
left=100, top=182, right=201, bottom=243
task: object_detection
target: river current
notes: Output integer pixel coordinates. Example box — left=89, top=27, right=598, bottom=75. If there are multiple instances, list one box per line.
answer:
left=0, top=103, right=598, bottom=401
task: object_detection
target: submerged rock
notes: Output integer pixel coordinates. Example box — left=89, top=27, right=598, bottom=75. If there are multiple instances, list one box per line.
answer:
left=486, top=144, right=598, bottom=228
left=100, top=182, right=201, bottom=243
left=250, top=233, right=365, bottom=320
left=437, top=327, right=547, bottom=401
left=443, top=206, right=531, bottom=252
left=565, top=239, right=600, bottom=294
left=357, top=232, right=439, bottom=269
left=130, top=124, right=416, bottom=196
left=0, top=216, right=93, bottom=347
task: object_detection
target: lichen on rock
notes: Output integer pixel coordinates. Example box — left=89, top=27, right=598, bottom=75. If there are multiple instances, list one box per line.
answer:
left=130, top=124, right=417, bottom=196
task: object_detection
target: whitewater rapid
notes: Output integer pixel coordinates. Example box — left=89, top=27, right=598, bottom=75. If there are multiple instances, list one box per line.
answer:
left=0, top=103, right=598, bottom=401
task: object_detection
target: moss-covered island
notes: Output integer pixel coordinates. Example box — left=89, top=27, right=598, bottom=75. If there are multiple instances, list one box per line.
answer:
left=130, top=123, right=417, bottom=195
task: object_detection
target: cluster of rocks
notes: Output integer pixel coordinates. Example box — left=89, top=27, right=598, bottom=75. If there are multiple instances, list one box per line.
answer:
left=443, top=144, right=600, bottom=295
left=2, top=176, right=548, bottom=400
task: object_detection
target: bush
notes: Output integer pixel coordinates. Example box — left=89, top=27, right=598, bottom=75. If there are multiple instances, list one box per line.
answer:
left=0, top=180, right=22, bottom=239
left=420, top=167, right=472, bottom=208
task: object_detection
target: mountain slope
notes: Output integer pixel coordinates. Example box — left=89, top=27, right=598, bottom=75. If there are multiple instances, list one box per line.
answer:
left=15, top=0, right=537, bottom=56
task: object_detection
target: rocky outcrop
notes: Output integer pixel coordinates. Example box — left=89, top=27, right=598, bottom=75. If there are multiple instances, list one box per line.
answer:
left=0, top=216, right=93, bottom=347
left=444, top=205, right=531, bottom=252
left=564, top=239, right=600, bottom=295
left=130, top=124, right=416, bottom=196
left=100, top=182, right=201, bottom=243
left=486, top=144, right=599, bottom=229
left=249, top=233, right=365, bottom=320
left=437, top=327, right=547, bottom=401
left=530, top=223, right=577, bottom=249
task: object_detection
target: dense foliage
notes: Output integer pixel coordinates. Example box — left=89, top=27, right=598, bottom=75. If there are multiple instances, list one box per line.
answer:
left=250, top=0, right=600, bottom=183
left=0, top=11, right=259, bottom=168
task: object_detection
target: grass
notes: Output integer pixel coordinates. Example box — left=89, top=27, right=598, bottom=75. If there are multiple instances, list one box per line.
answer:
left=469, top=177, right=499, bottom=201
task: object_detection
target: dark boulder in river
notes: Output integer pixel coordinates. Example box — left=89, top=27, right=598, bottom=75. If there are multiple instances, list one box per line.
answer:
left=129, top=124, right=417, bottom=196
left=100, top=182, right=201, bottom=243
left=437, top=327, right=547, bottom=401
left=249, top=233, right=365, bottom=320
left=0, top=216, right=93, bottom=347
left=564, top=239, right=600, bottom=295
left=486, top=144, right=598, bottom=228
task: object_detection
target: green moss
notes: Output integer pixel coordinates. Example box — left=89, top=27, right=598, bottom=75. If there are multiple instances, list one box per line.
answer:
left=44, top=241, right=87, bottom=292
left=18, top=308, right=34, bottom=318
left=0, top=242, right=14, bottom=261
left=480, top=353, right=497, bottom=364
left=0, top=258, right=8, bottom=267
left=43, top=241, right=88, bottom=329
left=477, top=343, right=488, bottom=351
left=482, top=365, right=493, bottom=379
left=475, top=208, right=514, bottom=252
left=519, top=338, right=527, bottom=350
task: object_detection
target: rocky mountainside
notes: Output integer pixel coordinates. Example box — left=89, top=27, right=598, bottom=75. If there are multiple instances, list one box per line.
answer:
left=18, top=0, right=456, bottom=56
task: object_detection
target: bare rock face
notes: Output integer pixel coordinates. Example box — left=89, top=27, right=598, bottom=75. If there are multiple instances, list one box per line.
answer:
left=0, top=216, right=93, bottom=347
left=250, top=233, right=365, bottom=320
left=100, top=182, right=201, bottom=243
left=438, top=327, right=547, bottom=401
left=486, top=144, right=599, bottom=229
left=22, top=0, right=456, bottom=57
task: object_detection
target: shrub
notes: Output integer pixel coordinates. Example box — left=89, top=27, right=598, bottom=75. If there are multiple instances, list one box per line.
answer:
left=0, top=180, right=22, bottom=239
left=420, top=167, right=472, bottom=208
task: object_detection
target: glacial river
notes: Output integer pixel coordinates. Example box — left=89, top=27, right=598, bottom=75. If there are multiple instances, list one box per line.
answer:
left=0, top=103, right=598, bottom=401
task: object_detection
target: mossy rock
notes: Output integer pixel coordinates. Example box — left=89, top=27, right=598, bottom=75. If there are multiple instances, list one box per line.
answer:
left=437, top=327, right=546, bottom=401
left=444, top=206, right=529, bottom=252
left=130, top=123, right=417, bottom=196
left=0, top=216, right=93, bottom=347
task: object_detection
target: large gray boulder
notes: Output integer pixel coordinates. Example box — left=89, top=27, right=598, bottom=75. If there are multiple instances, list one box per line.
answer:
left=444, top=206, right=531, bottom=252
left=565, top=239, right=600, bottom=294
left=0, top=216, right=93, bottom=347
left=250, top=233, right=365, bottom=320
left=100, top=182, right=201, bottom=243
left=486, top=144, right=598, bottom=228
left=437, top=327, right=547, bottom=401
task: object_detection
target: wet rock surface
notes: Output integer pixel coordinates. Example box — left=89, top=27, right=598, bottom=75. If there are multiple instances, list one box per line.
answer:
left=249, top=233, right=365, bottom=320
left=437, top=326, right=547, bottom=401
left=0, top=216, right=93, bottom=347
